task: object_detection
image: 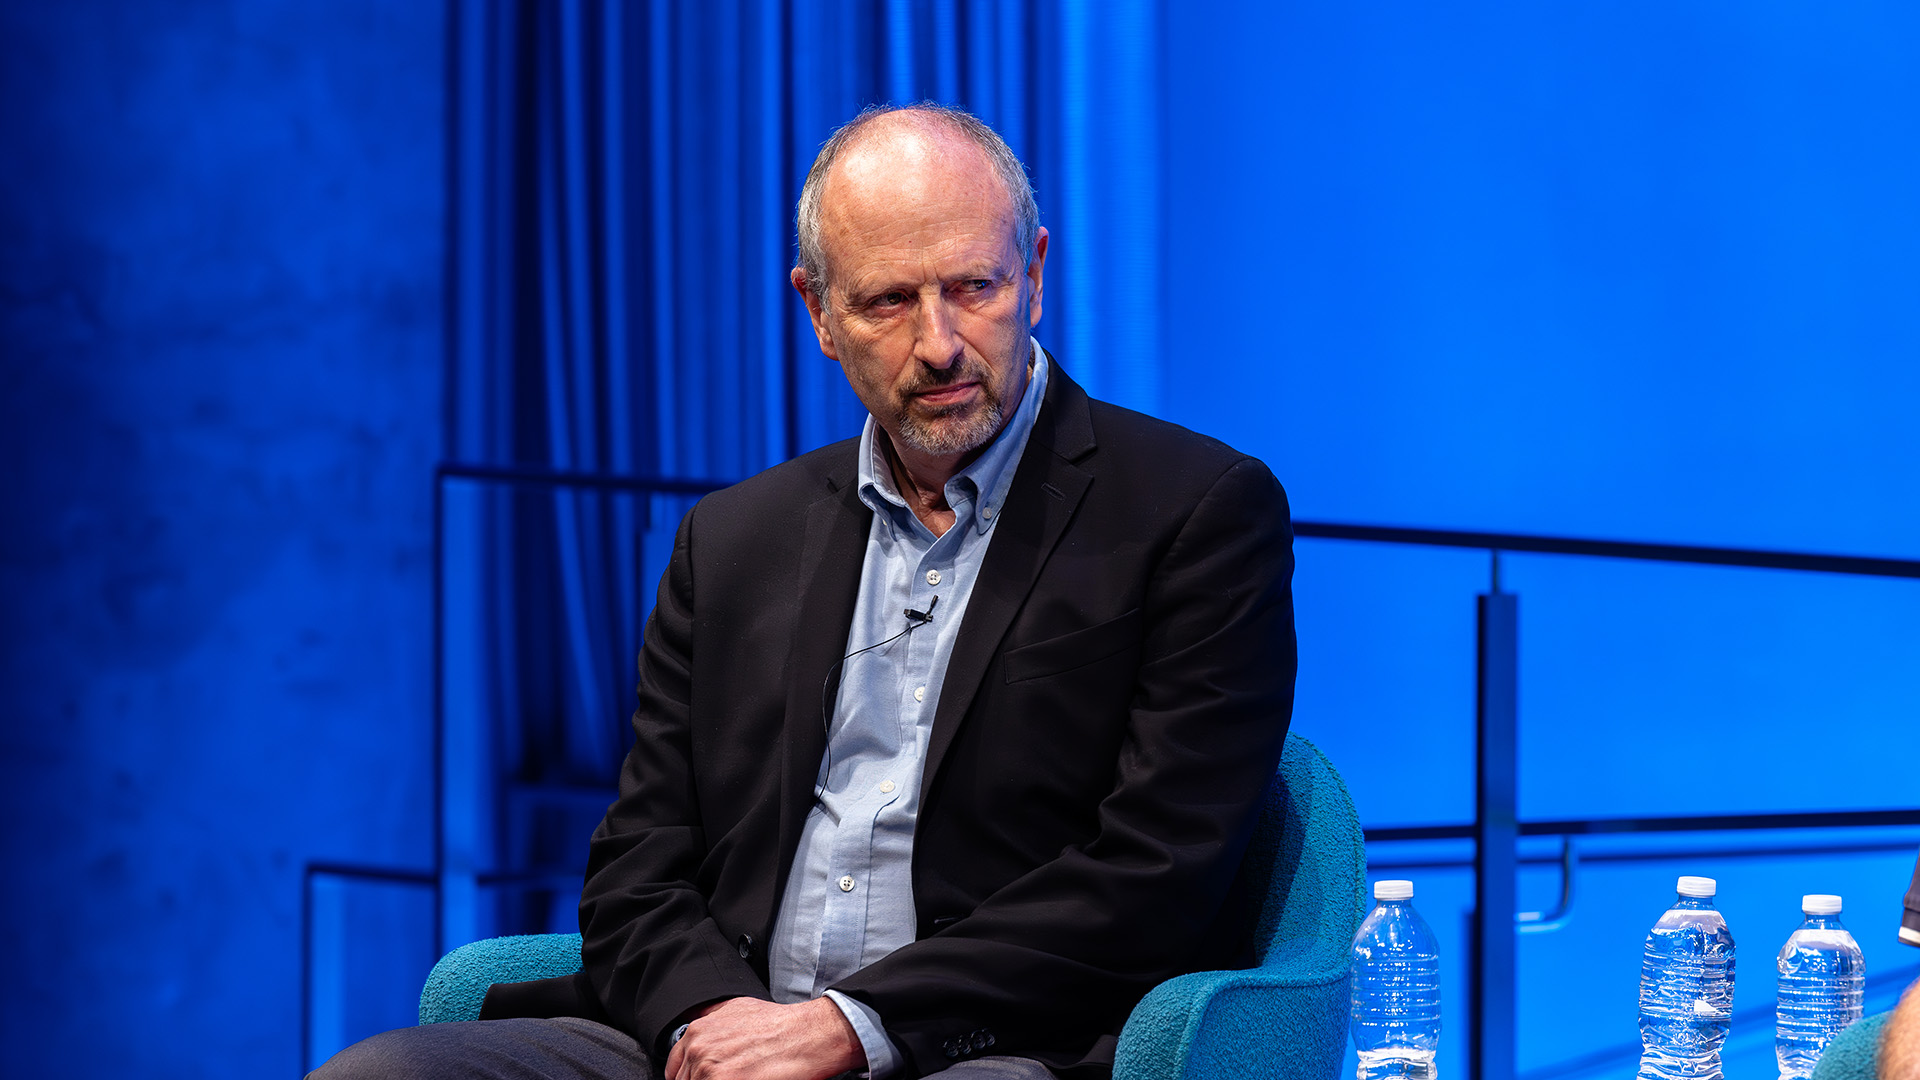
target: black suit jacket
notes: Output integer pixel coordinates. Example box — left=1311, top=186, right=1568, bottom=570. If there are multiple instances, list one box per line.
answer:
left=543, top=362, right=1295, bottom=1076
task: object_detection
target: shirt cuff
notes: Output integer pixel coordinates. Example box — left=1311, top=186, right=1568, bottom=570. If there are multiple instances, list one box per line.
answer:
left=824, top=989, right=900, bottom=1079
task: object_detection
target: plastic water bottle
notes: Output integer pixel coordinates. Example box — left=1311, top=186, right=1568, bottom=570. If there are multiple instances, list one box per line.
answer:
left=1775, top=894, right=1865, bottom=1080
left=1350, top=879, right=1441, bottom=1080
left=1637, top=875, right=1737, bottom=1080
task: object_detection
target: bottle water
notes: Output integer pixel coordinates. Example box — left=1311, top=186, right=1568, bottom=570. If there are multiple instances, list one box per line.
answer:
left=1350, top=879, right=1441, bottom=1080
left=1775, top=894, right=1865, bottom=1080
left=1638, top=875, right=1737, bottom=1080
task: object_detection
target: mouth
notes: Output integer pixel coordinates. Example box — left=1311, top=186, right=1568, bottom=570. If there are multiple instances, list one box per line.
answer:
left=911, top=380, right=981, bottom=407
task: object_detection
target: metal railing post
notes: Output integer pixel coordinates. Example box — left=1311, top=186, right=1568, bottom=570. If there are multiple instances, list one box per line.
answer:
left=1472, top=577, right=1518, bottom=1080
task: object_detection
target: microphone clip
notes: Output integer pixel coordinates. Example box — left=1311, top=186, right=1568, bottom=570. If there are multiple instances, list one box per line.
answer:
left=904, top=593, right=940, bottom=626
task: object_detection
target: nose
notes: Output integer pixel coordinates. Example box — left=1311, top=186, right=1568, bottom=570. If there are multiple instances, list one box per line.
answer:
left=911, top=290, right=963, bottom=369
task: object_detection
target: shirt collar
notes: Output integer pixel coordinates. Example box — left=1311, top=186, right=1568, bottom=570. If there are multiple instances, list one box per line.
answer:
left=856, top=338, right=1050, bottom=536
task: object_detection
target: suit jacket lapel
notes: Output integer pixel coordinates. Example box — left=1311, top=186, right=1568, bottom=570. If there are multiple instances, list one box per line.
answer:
left=776, top=465, right=871, bottom=876
left=922, top=358, right=1097, bottom=788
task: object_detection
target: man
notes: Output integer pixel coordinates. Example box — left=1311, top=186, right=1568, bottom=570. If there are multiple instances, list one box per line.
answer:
left=316, top=104, right=1294, bottom=1080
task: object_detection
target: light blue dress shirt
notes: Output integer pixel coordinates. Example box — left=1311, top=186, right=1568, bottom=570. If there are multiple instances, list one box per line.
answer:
left=767, top=343, right=1049, bottom=1078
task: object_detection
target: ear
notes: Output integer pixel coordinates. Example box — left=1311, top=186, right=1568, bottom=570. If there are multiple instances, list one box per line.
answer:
left=791, top=267, right=839, bottom=361
left=1025, top=227, right=1049, bottom=329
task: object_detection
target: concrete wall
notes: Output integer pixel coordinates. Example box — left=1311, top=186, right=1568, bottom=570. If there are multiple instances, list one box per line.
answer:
left=0, top=3, right=444, bottom=1075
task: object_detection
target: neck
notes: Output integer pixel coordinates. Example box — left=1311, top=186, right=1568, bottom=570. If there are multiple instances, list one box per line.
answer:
left=884, top=439, right=968, bottom=537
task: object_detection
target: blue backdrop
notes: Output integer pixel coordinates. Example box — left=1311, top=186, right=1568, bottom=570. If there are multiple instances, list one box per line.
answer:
left=2, top=2, right=1914, bottom=1078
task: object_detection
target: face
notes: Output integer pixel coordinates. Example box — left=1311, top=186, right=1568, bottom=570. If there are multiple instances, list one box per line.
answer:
left=793, top=127, right=1048, bottom=466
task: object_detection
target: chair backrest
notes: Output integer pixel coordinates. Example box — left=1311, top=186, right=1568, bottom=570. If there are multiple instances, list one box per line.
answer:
left=1231, top=732, right=1368, bottom=972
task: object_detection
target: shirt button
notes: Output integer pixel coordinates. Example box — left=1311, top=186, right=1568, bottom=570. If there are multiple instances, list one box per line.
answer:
left=880, top=779, right=896, bottom=793
left=913, top=686, right=926, bottom=702
left=839, top=875, right=856, bottom=893
left=925, top=569, right=941, bottom=585
left=983, top=506, right=994, bottom=519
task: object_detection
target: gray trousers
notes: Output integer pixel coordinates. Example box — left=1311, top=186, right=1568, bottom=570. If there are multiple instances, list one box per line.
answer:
left=308, top=1017, right=1055, bottom=1080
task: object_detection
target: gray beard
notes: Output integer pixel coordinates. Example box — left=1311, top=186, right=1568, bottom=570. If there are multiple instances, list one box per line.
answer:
left=893, top=395, right=1006, bottom=458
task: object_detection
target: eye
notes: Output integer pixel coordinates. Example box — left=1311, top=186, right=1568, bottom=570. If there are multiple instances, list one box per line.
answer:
left=873, top=290, right=910, bottom=309
left=960, top=279, right=992, bottom=293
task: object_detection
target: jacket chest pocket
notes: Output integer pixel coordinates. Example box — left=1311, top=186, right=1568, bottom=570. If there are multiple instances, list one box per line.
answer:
left=1001, top=607, right=1143, bottom=684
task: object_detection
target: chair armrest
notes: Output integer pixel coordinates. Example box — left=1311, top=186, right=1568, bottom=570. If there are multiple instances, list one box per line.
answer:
left=1811, top=1012, right=1889, bottom=1080
left=1115, top=949, right=1351, bottom=1080
left=418, top=932, right=586, bottom=1025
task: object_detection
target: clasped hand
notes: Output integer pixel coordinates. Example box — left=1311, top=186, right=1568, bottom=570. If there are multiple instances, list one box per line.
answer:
left=663, top=996, right=866, bottom=1080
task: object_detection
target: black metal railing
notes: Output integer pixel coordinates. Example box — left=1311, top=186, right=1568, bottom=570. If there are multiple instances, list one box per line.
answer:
left=1318, top=527, right=1920, bottom=1080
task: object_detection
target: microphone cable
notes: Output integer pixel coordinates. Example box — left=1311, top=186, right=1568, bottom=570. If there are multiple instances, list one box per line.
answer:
left=814, top=595, right=938, bottom=800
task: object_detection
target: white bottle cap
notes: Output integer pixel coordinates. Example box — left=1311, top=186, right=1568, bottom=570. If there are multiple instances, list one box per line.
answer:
left=1802, top=894, right=1842, bottom=915
left=1374, top=880, right=1414, bottom=901
left=1676, top=876, right=1717, bottom=898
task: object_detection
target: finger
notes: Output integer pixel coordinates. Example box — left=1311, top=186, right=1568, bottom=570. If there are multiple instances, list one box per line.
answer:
left=663, top=1035, right=686, bottom=1080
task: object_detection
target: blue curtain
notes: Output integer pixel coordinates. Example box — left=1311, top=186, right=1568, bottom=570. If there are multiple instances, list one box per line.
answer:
left=440, top=0, right=1167, bottom=940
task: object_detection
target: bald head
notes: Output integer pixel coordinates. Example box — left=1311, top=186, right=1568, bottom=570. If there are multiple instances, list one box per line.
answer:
left=794, top=105, right=1040, bottom=301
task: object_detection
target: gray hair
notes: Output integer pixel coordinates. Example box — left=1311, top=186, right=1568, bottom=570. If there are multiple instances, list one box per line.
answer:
left=794, top=103, right=1040, bottom=300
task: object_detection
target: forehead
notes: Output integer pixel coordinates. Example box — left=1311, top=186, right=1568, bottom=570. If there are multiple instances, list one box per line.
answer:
left=817, top=125, right=1019, bottom=283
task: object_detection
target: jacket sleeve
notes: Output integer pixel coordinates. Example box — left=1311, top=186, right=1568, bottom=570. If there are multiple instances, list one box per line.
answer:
left=575, top=503, right=775, bottom=1055
left=833, top=456, right=1298, bottom=1075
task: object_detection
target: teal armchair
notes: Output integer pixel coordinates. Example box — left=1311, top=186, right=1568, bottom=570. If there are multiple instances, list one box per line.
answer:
left=420, top=732, right=1368, bottom=1079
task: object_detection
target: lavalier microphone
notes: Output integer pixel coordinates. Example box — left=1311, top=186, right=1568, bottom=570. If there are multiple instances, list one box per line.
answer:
left=904, top=594, right=939, bottom=625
